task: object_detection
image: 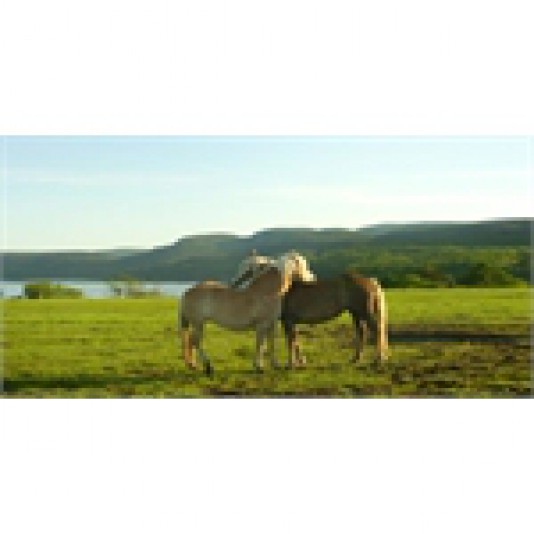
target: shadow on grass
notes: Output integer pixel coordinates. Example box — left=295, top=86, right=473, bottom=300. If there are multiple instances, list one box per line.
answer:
left=3, top=365, right=299, bottom=396
left=3, top=369, right=186, bottom=396
left=4, top=340, right=530, bottom=398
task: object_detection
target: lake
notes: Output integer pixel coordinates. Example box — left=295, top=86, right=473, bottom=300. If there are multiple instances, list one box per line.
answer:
left=1, top=280, right=195, bottom=299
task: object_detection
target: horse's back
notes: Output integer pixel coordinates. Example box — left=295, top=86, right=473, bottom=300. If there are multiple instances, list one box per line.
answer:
left=182, top=277, right=280, bottom=329
left=182, top=281, right=228, bottom=319
left=282, top=279, right=345, bottom=323
left=343, top=271, right=378, bottom=290
left=282, top=273, right=377, bottom=321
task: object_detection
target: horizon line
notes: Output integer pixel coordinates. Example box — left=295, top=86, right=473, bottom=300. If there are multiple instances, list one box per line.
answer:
left=3, top=216, right=531, bottom=254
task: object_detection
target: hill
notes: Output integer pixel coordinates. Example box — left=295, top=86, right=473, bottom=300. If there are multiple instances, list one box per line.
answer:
left=3, top=218, right=532, bottom=285
left=368, top=219, right=532, bottom=246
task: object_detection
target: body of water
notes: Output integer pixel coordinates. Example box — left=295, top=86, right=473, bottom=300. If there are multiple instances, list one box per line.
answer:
left=1, top=280, right=194, bottom=299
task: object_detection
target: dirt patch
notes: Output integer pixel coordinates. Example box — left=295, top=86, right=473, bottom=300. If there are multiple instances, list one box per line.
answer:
left=323, top=323, right=531, bottom=346
left=389, top=330, right=531, bottom=346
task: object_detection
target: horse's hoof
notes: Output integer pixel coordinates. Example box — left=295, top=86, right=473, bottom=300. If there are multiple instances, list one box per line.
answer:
left=205, top=363, right=214, bottom=376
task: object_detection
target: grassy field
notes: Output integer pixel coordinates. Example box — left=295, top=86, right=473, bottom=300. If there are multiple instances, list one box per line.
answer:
left=2, top=288, right=532, bottom=398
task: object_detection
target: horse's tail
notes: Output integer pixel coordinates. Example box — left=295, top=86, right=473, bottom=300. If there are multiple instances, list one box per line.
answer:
left=370, top=279, right=388, bottom=361
left=180, top=306, right=195, bottom=369
left=366, top=278, right=388, bottom=360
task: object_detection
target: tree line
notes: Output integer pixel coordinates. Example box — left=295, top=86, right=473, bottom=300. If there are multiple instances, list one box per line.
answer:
left=21, top=277, right=163, bottom=299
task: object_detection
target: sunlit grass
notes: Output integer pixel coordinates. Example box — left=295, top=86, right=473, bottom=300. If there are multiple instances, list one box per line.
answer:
left=2, top=288, right=532, bottom=397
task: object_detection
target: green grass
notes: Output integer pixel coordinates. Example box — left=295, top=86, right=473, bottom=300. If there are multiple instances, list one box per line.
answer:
left=387, top=287, right=531, bottom=334
left=2, top=288, right=532, bottom=397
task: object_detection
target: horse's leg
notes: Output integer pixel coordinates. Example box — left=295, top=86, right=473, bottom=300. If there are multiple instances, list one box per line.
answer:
left=350, top=316, right=367, bottom=363
left=266, top=323, right=280, bottom=370
left=192, top=323, right=213, bottom=376
left=254, top=328, right=267, bottom=372
left=294, top=340, right=306, bottom=367
left=294, top=327, right=306, bottom=368
left=284, top=322, right=305, bottom=369
left=283, top=320, right=297, bottom=369
left=181, top=317, right=197, bottom=370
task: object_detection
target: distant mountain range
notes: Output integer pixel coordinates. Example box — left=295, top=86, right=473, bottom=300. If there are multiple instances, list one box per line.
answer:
left=3, top=218, right=532, bottom=281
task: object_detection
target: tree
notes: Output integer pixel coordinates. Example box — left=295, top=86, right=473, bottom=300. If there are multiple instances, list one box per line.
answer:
left=108, top=275, right=162, bottom=298
left=459, top=262, right=523, bottom=287
left=24, top=281, right=83, bottom=299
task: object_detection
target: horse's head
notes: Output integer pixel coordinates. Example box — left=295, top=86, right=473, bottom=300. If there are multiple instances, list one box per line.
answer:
left=230, top=251, right=272, bottom=288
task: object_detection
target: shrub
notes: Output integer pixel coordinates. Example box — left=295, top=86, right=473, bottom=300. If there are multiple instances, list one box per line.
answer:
left=24, top=281, right=83, bottom=299
left=458, top=262, right=525, bottom=287
left=108, top=276, right=162, bottom=298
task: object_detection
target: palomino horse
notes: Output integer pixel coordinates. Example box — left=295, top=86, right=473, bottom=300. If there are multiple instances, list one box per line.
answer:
left=180, top=253, right=315, bottom=375
left=281, top=273, right=389, bottom=368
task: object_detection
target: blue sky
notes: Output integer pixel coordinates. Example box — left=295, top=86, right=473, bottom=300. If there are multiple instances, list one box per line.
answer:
left=3, top=136, right=531, bottom=251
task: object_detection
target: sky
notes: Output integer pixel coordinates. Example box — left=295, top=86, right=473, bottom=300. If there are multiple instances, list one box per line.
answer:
left=2, top=136, right=532, bottom=251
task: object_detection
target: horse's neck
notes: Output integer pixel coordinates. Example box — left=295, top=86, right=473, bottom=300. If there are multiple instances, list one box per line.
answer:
left=249, top=268, right=288, bottom=295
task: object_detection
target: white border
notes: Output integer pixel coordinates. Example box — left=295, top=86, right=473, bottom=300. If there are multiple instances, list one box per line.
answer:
left=2, top=0, right=533, bottom=135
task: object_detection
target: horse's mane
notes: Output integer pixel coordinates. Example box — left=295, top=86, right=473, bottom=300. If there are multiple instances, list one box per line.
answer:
left=233, top=250, right=315, bottom=289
